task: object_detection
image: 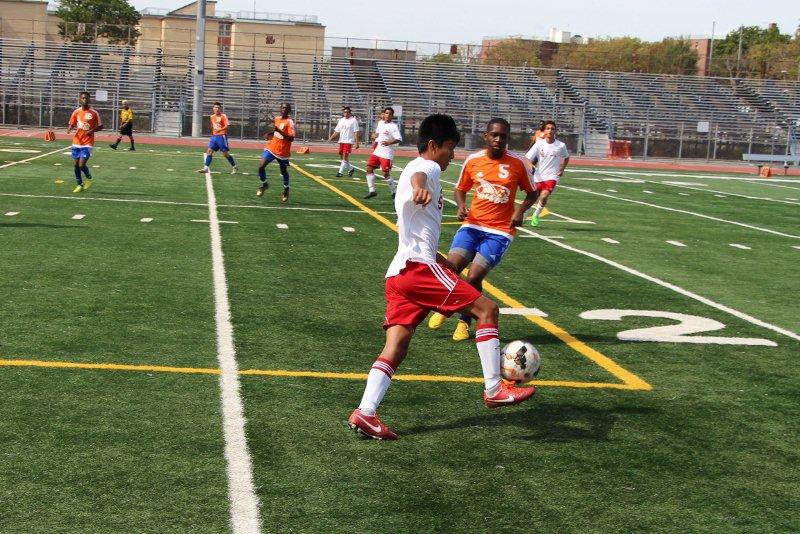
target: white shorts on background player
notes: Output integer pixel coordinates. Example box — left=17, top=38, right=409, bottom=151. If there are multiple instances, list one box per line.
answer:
left=525, top=139, right=569, bottom=182
left=373, top=120, right=403, bottom=160
left=335, top=116, right=359, bottom=144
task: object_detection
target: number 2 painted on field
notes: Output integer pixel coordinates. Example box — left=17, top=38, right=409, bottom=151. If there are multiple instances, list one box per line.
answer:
left=579, top=309, right=777, bottom=347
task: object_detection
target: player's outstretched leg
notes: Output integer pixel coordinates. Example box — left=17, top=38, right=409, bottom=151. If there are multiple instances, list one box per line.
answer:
left=223, top=150, right=239, bottom=174
left=279, top=160, right=290, bottom=202
left=80, top=158, right=93, bottom=190
left=256, top=159, right=269, bottom=197
left=462, top=295, right=535, bottom=408
left=454, top=278, right=483, bottom=342
left=197, top=152, right=213, bottom=173
left=129, top=136, right=135, bottom=151
left=383, top=170, right=397, bottom=199
left=72, top=159, right=84, bottom=193
left=349, top=325, right=411, bottom=440
left=110, top=136, right=121, bottom=150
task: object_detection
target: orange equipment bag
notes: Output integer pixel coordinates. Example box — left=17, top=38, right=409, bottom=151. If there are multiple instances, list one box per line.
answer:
left=297, top=146, right=310, bottom=154
left=44, top=130, right=56, bottom=141
left=759, top=165, right=772, bottom=178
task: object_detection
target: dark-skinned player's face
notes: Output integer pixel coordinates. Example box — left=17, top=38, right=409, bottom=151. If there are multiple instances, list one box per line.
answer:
left=281, top=104, right=291, bottom=116
left=484, top=122, right=508, bottom=156
left=80, top=93, right=90, bottom=106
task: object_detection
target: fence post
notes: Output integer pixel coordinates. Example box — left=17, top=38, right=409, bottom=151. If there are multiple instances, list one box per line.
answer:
left=706, top=120, right=712, bottom=161
left=677, top=122, right=684, bottom=159
left=38, top=90, right=42, bottom=127
left=643, top=114, right=650, bottom=160
left=747, top=127, right=753, bottom=155
left=712, top=124, right=719, bottom=159
left=241, top=93, right=245, bottom=139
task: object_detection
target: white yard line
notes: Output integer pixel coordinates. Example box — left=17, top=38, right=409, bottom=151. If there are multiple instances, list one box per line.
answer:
left=0, top=146, right=66, bottom=169
left=0, top=193, right=399, bottom=216
left=518, top=226, right=800, bottom=342
left=560, top=185, right=800, bottom=240
left=729, top=243, right=751, bottom=250
left=666, top=240, right=686, bottom=247
left=202, top=170, right=261, bottom=534
left=602, top=237, right=620, bottom=244
left=579, top=169, right=800, bottom=185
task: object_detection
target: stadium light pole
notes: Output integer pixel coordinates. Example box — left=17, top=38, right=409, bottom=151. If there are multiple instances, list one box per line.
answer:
left=191, top=0, right=207, bottom=137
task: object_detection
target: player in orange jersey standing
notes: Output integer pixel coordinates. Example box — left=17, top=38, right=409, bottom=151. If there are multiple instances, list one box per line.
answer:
left=66, top=91, right=103, bottom=193
left=257, top=103, right=296, bottom=202
left=428, top=118, right=537, bottom=341
left=197, top=102, right=239, bottom=175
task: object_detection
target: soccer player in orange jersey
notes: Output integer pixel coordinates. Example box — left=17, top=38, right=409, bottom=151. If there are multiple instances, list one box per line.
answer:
left=197, top=102, right=239, bottom=174
left=527, top=120, right=546, bottom=150
left=428, top=118, right=537, bottom=341
left=66, top=91, right=103, bottom=193
left=257, top=103, right=296, bottom=203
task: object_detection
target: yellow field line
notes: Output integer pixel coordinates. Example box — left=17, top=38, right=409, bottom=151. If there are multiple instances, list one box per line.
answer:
left=0, top=358, right=638, bottom=389
left=291, top=162, right=652, bottom=391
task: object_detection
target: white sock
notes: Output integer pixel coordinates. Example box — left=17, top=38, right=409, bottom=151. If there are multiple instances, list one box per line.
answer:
left=338, top=160, right=347, bottom=174
left=358, top=358, right=396, bottom=415
left=475, top=323, right=502, bottom=393
left=346, top=160, right=353, bottom=171
left=385, top=175, right=396, bottom=194
left=366, top=173, right=376, bottom=193
left=533, top=204, right=544, bottom=217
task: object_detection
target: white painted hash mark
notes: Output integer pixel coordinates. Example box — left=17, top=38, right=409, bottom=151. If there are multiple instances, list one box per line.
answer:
left=729, top=243, right=751, bottom=250
left=519, top=226, right=800, bottom=343
left=5, top=211, right=20, bottom=216
left=129, top=166, right=137, bottom=170
left=606, top=189, right=617, bottom=193
left=140, top=217, right=153, bottom=223
left=643, top=190, right=654, bottom=194
left=678, top=192, right=690, bottom=196
left=602, top=238, right=620, bottom=244
left=715, top=194, right=727, bottom=198
left=191, top=219, right=238, bottom=224
left=499, top=307, right=548, bottom=317
left=71, top=214, right=85, bottom=220
left=202, top=169, right=262, bottom=533
left=666, top=240, right=686, bottom=247
left=343, top=226, right=355, bottom=232
left=793, top=245, right=800, bottom=250
left=276, top=223, right=288, bottom=229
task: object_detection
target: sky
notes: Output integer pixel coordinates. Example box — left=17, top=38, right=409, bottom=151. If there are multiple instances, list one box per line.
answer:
left=128, top=0, right=799, bottom=44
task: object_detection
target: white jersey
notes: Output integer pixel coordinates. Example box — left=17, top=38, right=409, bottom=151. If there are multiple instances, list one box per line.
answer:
left=525, top=139, right=569, bottom=182
left=373, top=120, right=402, bottom=160
left=334, top=116, right=359, bottom=144
left=386, top=157, right=444, bottom=277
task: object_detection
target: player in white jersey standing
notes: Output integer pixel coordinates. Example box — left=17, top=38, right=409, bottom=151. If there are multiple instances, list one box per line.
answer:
left=328, top=106, right=360, bottom=177
left=524, top=120, right=570, bottom=227
left=363, top=106, right=402, bottom=199
left=348, top=114, right=536, bottom=440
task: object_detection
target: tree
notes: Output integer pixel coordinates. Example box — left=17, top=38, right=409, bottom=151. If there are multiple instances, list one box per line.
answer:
left=551, top=37, right=698, bottom=74
left=56, top=0, right=141, bottom=45
left=645, top=38, right=698, bottom=75
left=482, top=39, right=542, bottom=68
left=710, top=24, right=791, bottom=78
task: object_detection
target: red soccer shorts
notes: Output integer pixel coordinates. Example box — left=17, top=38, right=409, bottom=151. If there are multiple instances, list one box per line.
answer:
left=338, top=143, right=353, bottom=157
left=383, top=261, right=481, bottom=330
left=535, top=180, right=558, bottom=193
left=367, top=154, right=392, bottom=173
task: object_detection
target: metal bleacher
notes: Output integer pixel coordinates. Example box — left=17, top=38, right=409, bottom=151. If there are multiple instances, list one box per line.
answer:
left=1, top=36, right=799, bottom=156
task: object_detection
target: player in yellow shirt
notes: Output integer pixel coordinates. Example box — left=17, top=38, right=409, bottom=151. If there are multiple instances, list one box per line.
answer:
left=110, top=100, right=135, bottom=151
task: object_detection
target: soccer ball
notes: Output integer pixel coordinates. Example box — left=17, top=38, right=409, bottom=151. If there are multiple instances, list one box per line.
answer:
left=500, top=341, right=541, bottom=383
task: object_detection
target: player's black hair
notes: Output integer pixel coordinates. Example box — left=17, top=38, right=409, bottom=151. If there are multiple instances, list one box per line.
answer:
left=282, top=102, right=292, bottom=112
left=79, top=91, right=90, bottom=98
left=342, top=106, right=351, bottom=112
left=486, top=118, right=510, bottom=132
left=383, top=106, right=394, bottom=114
left=213, top=102, right=222, bottom=107
left=538, top=120, right=546, bottom=130
left=417, top=114, right=460, bottom=153
left=543, top=120, right=557, bottom=129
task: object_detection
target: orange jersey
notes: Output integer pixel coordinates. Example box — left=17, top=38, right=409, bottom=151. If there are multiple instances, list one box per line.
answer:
left=266, top=117, right=296, bottom=159
left=69, top=107, right=102, bottom=147
left=455, top=150, right=534, bottom=237
left=210, top=113, right=229, bottom=136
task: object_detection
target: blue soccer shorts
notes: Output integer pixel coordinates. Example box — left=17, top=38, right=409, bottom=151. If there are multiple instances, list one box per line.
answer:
left=449, top=226, right=512, bottom=269
left=261, top=150, right=290, bottom=168
left=70, top=146, right=92, bottom=160
left=208, top=135, right=230, bottom=152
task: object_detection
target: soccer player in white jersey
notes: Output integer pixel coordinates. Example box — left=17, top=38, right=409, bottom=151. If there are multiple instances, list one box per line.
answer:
left=363, top=106, right=402, bottom=199
left=348, top=114, right=536, bottom=440
left=328, top=106, right=360, bottom=177
left=524, top=120, right=570, bottom=227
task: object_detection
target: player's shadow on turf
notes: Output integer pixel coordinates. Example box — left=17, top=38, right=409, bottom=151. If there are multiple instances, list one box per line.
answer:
left=402, top=404, right=657, bottom=442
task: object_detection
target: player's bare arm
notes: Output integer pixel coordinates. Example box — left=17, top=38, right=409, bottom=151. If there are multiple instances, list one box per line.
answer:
left=454, top=189, right=469, bottom=220
left=355, top=131, right=360, bottom=149
left=410, top=172, right=431, bottom=205
left=328, top=131, right=339, bottom=142
left=511, top=191, right=538, bottom=227
left=559, top=157, right=571, bottom=176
